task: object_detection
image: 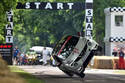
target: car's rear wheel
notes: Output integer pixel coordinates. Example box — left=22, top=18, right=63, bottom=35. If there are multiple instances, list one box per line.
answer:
left=76, top=73, right=85, bottom=78
left=62, top=70, right=74, bottom=77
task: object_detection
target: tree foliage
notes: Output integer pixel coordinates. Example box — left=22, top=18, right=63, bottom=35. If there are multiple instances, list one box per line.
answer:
left=13, top=0, right=85, bottom=52
left=0, top=0, right=17, bottom=42
left=0, top=0, right=26, bottom=43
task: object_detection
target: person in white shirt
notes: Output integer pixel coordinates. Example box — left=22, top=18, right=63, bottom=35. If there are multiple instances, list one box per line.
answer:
left=42, top=47, right=49, bottom=65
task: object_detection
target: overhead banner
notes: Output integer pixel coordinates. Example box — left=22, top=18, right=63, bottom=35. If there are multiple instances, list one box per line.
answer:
left=16, top=2, right=85, bottom=10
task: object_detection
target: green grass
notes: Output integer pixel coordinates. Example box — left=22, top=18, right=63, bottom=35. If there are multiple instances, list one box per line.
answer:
left=9, top=66, right=45, bottom=83
left=114, top=70, right=125, bottom=75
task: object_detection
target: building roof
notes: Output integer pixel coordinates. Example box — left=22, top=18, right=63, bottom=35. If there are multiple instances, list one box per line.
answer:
left=104, top=7, right=125, bottom=14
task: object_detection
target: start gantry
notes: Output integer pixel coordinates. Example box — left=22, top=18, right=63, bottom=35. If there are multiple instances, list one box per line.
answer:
left=16, top=2, right=85, bottom=10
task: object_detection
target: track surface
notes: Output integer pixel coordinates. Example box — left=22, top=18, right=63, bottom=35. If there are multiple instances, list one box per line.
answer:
left=18, top=65, right=125, bottom=83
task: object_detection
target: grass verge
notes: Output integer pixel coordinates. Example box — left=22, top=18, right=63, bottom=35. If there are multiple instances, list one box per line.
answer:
left=9, top=66, right=45, bottom=83
left=114, top=70, right=125, bottom=75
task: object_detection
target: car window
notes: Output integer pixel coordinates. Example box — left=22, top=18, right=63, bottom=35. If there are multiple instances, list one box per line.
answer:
left=57, top=36, right=79, bottom=60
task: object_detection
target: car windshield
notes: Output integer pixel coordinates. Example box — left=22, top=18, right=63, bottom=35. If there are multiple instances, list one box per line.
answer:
left=52, top=36, right=79, bottom=60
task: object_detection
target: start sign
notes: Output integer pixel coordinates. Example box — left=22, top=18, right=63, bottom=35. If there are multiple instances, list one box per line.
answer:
left=6, top=10, right=13, bottom=43
left=85, top=0, right=93, bottom=39
left=16, top=2, right=85, bottom=10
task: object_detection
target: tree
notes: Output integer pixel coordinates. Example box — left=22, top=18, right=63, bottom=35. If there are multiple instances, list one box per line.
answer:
left=0, top=0, right=25, bottom=43
left=13, top=0, right=85, bottom=52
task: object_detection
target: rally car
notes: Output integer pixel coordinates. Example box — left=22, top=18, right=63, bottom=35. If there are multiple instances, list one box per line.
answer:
left=51, top=35, right=100, bottom=78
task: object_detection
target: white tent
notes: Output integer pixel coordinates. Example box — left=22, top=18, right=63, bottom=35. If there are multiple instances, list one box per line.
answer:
left=30, top=46, right=53, bottom=54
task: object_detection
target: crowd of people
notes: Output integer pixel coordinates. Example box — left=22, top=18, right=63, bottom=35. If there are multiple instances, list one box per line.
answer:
left=13, top=46, right=52, bottom=65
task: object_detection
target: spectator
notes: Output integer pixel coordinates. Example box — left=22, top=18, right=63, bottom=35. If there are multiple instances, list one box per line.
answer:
left=112, top=47, right=118, bottom=57
left=118, top=48, right=125, bottom=69
left=20, top=52, right=25, bottom=65
left=50, top=56, right=56, bottom=66
left=42, top=47, right=49, bottom=65
left=13, top=46, right=20, bottom=65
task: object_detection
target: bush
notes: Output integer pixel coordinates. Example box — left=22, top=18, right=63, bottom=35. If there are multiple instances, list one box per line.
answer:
left=0, top=56, right=26, bottom=83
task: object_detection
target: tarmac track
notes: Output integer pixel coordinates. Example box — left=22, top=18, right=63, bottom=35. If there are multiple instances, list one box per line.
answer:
left=18, top=65, right=125, bottom=83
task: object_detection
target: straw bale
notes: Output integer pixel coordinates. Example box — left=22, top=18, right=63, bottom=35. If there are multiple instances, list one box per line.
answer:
left=93, top=56, right=114, bottom=69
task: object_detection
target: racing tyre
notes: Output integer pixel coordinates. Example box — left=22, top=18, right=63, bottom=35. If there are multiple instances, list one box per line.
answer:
left=77, top=73, right=85, bottom=78
left=62, top=70, right=74, bottom=77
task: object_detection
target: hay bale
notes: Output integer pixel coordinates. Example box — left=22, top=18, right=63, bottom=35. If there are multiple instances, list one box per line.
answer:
left=93, top=56, right=114, bottom=69
left=112, top=57, right=119, bottom=69
left=89, top=56, right=125, bottom=69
